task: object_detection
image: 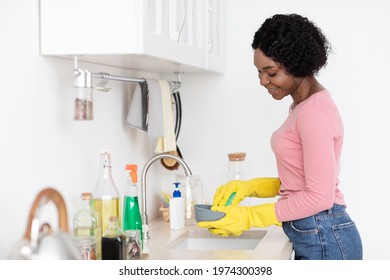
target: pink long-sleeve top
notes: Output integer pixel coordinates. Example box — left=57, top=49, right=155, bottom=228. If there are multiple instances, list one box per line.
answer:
left=271, top=90, right=346, bottom=222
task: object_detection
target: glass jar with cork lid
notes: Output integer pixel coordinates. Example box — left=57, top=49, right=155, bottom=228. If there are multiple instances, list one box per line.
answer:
left=227, top=152, right=251, bottom=206
left=227, top=152, right=247, bottom=181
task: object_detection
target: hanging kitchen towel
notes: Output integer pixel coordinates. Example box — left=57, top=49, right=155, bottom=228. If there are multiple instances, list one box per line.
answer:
left=126, top=81, right=148, bottom=131
left=155, top=80, right=177, bottom=153
left=146, top=78, right=165, bottom=138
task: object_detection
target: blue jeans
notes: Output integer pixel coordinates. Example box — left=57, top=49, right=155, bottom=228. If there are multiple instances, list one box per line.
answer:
left=282, top=204, right=363, bottom=260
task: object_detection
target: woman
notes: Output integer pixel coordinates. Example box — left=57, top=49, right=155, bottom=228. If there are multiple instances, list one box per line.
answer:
left=198, top=14, right=363, bottom=260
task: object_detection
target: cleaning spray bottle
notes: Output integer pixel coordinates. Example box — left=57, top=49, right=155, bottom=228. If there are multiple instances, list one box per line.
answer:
left=122, top=164, right=143, bottom=248
left=169, top=182, right=185, bottom=230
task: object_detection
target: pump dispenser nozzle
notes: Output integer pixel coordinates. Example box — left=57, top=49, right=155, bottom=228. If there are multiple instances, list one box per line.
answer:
left=172, top=182, right=181, bottom=197
left=125, top=164, right=138, bottom=184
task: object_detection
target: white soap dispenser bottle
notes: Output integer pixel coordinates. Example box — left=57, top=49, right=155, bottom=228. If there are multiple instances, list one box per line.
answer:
left=169, top=182, right=185, bottom=230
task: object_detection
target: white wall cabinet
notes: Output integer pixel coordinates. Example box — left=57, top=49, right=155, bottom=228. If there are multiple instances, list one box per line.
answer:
left=40, top=0, right=224, bottom=73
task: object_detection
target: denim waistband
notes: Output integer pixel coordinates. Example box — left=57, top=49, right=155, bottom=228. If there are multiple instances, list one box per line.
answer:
left=314, top=204, right=347, bottom=220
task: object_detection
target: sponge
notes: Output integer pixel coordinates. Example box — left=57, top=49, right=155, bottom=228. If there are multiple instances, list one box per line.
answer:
left=225, top=192, right=236, bottom=206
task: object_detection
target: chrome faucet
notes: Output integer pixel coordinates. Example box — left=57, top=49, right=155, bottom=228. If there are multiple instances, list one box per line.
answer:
left=140, top=153, right=192, bottom=242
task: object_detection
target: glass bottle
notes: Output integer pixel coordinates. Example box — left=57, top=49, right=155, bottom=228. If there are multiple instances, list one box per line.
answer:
left=125, top=229, right=141, bottom=260
left=74, top=69, right=93, bottom=121
left=175, top=174, right=205, bottom=222
left=185, top=175, right=205, bottom=224
left=122, top=164, right=143, bottom=246
left=92, top=150, right=121, bottom=260
left=73, top=192, right=98, bottom=260
left=74, top=87, right=93, bottom=120
left=102, top=216, right=126, bottom=260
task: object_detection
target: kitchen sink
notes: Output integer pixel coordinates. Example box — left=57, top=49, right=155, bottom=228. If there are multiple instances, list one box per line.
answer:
left=166, top=229, right=267, bottom=250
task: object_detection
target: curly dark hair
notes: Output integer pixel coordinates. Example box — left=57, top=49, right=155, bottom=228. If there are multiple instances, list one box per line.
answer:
left=251, top=14, right=331, bottom=77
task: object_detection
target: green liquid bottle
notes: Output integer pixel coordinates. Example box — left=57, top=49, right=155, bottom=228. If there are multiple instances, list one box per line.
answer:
left=122, top=164, right=143, bottom=247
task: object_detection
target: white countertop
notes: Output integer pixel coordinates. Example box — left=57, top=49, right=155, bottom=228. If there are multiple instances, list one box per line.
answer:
left=142, top=217, right=292, bottom=260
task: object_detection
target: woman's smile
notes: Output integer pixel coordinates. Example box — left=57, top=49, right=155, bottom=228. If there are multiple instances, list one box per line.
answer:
left=267, top=87, right=278, bottom=94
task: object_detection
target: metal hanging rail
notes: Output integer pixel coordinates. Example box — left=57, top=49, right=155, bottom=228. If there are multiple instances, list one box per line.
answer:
left=72, top=55, right=182, bottom=120
left=93, top=72, right=145, bottom=84
left=73, top=56, right=182, bottom=91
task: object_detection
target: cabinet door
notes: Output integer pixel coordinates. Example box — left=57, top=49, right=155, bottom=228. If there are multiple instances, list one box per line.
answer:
left=40, top=0, right=224, bottom=73
left=205, top=0, right=224, bottom=72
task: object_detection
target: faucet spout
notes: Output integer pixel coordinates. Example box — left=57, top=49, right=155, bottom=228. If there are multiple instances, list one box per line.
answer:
left=140, top=153, right=192, bottom=241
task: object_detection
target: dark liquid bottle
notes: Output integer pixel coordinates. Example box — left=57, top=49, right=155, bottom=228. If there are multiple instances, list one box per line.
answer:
left=101, top=216, right=125, bottom=260
left=102, top=236, right=126, bottom=260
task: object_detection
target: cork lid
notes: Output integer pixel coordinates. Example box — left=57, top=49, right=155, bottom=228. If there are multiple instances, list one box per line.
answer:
left=81, top=192, right=92, bottom=200
left=228, top=152, right=246, bottom=161
left=108, top=216, right=118, bottom=222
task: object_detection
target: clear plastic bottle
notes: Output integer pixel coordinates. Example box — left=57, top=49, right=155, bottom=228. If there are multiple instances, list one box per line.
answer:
left=73, top=192, right=98, bottom=260
left=102, top=216, right=126, bottom=260
left=122, top=164, right=143, bottom=246
left=92, top=150, right=121, bottom=260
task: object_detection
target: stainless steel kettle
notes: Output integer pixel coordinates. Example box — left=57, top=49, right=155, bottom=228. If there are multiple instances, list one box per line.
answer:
left=9, top=187, right=82, bottom=260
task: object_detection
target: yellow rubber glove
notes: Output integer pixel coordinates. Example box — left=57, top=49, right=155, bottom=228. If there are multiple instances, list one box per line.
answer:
left=197, top=203, right=280, bottom=236
left=213, top=177, right=281, bottom=206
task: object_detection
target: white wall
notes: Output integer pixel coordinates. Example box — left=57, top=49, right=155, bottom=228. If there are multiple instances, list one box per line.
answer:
left=0, top=0, right=178, bottom=259
left=1, top=0, right=389, bottom=260
left=179, top=0, right=390, bottom=260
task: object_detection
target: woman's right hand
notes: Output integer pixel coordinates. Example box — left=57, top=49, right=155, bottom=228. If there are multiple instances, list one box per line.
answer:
left=212, top=177, right=281, bottom=206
